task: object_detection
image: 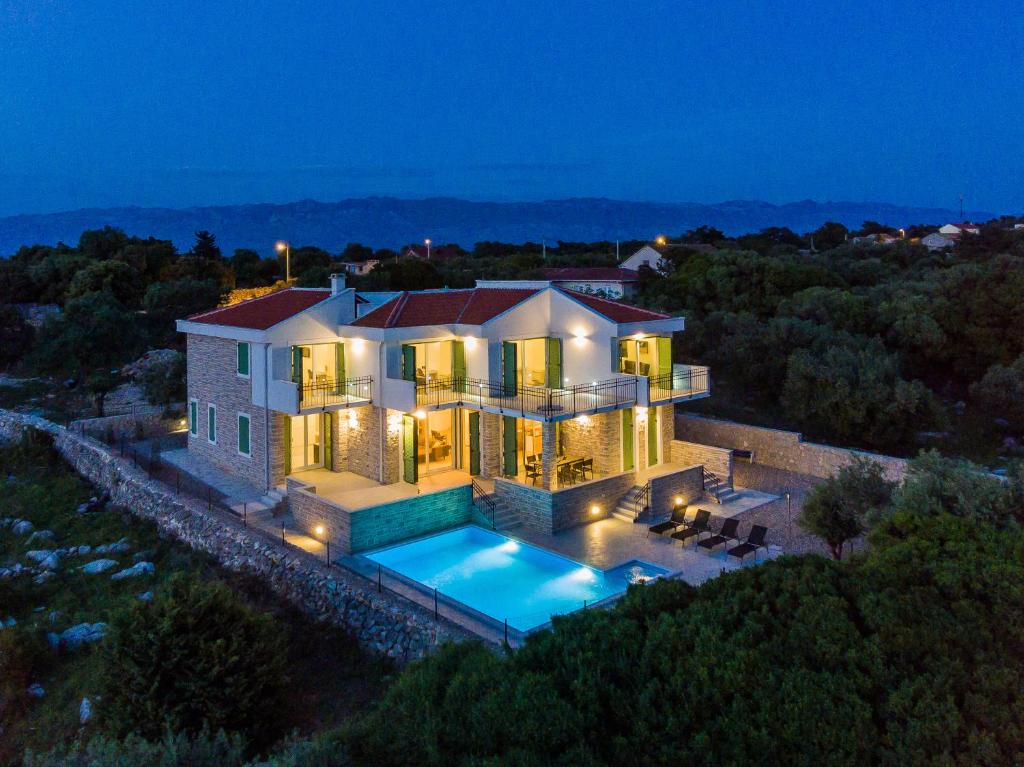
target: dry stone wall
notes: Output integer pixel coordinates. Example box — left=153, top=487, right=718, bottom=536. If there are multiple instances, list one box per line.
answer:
left=0, top=409, right=475, bottom=662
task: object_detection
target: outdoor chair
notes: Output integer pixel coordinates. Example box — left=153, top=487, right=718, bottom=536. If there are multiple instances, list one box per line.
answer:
left=557, top=463, right=574, bottom=486
left=727, top=525, right=769, bottom=561
left=525, top=463, right=541, bottom=485
left=697, top=518, right=740, bottom=551
left=647, top=506, right=688, bottom=537
left=670, top=509, right=712, bottom=545
left=580, top=458, right=594, bottom=480
left=571, top=459, right=586, bottom=483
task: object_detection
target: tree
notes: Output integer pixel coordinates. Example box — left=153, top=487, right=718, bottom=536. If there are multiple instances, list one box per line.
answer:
left=798, top=457, right=894, bottom=558
left=807, top=221, right=849, bottom=250
left=341, top=242, right=374, bottom=262
left=143, top=278, right=224, bottom=326
left=0, top=304, right=33, bottom=368
left=78, top=226, right=129, bottom=260
left=65, top=260, right=144, bottom=307
left=283, top=246, right=331, bottom=279
left=101, top=574, right=287, bottom=747
left=190, top=231, right=221, bottom=261
left=970, top=354, right=1024, bottom=430
left=229, top=248, right=262, bottom=287
left=141, top=352, right=185, bottom=406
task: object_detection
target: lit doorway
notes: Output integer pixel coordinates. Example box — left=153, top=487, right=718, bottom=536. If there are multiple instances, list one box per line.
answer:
left=288, top=413, right=325, bottom=472
left=416, top=410, right=454, bottom=476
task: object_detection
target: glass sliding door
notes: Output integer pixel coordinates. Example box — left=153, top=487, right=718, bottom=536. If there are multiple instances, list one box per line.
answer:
left=287, top=414, right=323, bottom=472
left=415, top=410, right=454, bottom=476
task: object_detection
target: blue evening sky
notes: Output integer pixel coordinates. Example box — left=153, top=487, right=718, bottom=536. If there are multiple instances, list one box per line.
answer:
left=1, top=0, right=1021, bottom=216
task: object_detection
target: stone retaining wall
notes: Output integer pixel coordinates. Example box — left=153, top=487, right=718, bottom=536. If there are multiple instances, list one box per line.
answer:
left=649, top=465, right=703, bottom=518
left=493, top=472, right=635, bottom=533
left=671, top=440, right=733, bottom=484
left=0, top=409, right=475, bottom=662
left=72, top=406, right=185, bottom=443
left=676, top=413, right=907, bottom=483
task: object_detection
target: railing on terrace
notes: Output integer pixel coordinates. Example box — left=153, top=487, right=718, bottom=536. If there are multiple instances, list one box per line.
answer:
left=415, top=375, right=637, bottom=421
left=299, top=375, right=373, bottom=409
left=647, top=364, right=710, bottom=403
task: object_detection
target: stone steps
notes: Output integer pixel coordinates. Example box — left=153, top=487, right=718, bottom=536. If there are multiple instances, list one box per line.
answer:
left=612, top=485, right=648, bottom=523
left=472, top=495, right=521, bottom=531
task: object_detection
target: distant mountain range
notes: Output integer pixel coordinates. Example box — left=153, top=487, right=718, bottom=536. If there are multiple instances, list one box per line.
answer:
left=0, top=197, right=994, bottom=256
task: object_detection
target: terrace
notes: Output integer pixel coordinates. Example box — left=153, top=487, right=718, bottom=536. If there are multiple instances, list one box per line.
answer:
left=644, top=364, right=711, bottom=406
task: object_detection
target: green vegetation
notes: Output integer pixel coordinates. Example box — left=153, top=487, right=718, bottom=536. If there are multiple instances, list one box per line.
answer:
left=0, top=435, right=387, bottom=766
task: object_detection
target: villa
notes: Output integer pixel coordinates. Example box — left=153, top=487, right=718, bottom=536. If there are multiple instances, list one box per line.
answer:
left=175, top=274, right=718, bottom=556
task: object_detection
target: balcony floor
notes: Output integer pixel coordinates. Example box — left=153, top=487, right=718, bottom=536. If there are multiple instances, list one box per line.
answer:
left=290, top=467, right=472, bottom=511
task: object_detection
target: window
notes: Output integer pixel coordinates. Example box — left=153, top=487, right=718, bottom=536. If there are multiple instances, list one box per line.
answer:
left=236, top=342, right=250, bottom=377
left=188, top=399, right=198, bottom=437
left=207, top=404, right=217, bottom=444
left=237, top=413, right=251, bottom=456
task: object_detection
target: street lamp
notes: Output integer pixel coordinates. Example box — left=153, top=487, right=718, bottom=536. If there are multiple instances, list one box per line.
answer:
left=655, top=235, right=666, bottom=246
left=275, top=241, right=291, bottom=282
left=424, top=238, right=431, bottom=260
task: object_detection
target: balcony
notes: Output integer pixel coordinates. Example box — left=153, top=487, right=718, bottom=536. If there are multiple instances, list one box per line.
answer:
left=268, top=376, right=374, bottom=414
left=413, top=375, right=638, bottom=422
left=642, top=364, right=710, bottom=406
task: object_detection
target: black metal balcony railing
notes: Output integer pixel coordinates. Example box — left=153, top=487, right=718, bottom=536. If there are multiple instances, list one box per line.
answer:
left=415, top=375, right=637, bottom=421
left=647, top=365, right=710, bottom=403
left=299, top=375, right=373, bottom=409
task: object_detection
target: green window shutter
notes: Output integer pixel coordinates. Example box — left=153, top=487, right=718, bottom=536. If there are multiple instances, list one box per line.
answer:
left=208, top=406, right=216, bottom=443
left=335, top=343, right=345, bottom=388
left=657, top=337, right=672, bottom=377
left=322, top=412, right=332, bottom=468
left=401, top=344, right=416, bottom=382
left=402, top=415, right=418, bottom=483
left=291, top=346, right=303, bottom=386
left=545, top=337, right=562, bottom=388
left=452, top=340, right=466, bottom=393
left=238, top=415, right=250, bottom=454
left=468, top=411, right=480, bottom=475
left=237, top=342, right=249, bottom=376
left=283, top=417, right=292, bottom=475
left=501, top=341, right=517, bottom=395
left=502, top=416, right=518, bottom=476
left=648, top=406, right=659, bottom=465
left=622, top=408, right=634, bottom=471
left=189, top=401, right=197, bottom=435
left=618, top=340, right=629, bottom=373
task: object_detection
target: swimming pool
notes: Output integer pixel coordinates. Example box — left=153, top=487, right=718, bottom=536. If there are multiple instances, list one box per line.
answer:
left=363, top=525, right=668, bottom=631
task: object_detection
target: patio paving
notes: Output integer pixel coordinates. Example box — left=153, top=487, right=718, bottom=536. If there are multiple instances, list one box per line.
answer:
left=291, top=467, right=472, bottom=510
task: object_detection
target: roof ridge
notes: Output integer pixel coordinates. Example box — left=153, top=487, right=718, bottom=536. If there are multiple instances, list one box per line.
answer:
left=454, top=288, right=479, bottom=324
left=385, top=292, right=410, bottom=328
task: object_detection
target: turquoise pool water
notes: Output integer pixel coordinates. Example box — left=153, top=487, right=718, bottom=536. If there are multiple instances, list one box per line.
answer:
left=363, top=525, right=668, bottom=631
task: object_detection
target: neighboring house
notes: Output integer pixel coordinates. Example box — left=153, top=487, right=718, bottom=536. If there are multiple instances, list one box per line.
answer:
left=620, top=245, right=664, bottom=272
left=536, top=267, right=639, bottom=298
left=922, top=232, right=957, bottom=251
left=939, top=222, right=980, bottom=236
left=177, top=276, right=711, bottom=555
left=338, top=260, right=379, bottom=276
left=851, top=233, right=898, bottom=246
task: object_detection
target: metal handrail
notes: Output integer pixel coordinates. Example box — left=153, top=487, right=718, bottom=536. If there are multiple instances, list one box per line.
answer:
left=415, top=375, right=638, bottom=421
left=632, top=481, right=651, bottom=520
left=647, top=365, right=710, bottom=402
left=471, top=479, right=497, bottom=529
left=299, top=375, right=373, bottom=409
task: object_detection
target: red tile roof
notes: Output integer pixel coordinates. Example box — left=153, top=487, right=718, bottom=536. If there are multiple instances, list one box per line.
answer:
left=351, top=288, right=539, bottom=328
left=559, top=289, right=671, bottom=322
left=539, top=267, right=639, bottom=282
left=187, top=288, right=331, bottom=330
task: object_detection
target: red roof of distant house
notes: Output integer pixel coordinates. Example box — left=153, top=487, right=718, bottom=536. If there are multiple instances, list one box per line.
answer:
left=559, top=289, right=671, bottom=322
left=352, top=285, right=671, bottom=328
left=538, top=267, right=639, bottom=282
left=187, top=289, right=331, bottom=330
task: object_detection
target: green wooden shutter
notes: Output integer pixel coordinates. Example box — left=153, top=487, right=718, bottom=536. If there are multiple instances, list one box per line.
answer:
left=335, top=343, right=345, bottom=391
left=207, top=406, right=216, bottom=443
left=291, top=346, right=303, bottom=386
left=402, top=415, right=418, bottom=483
left=322, top=413, right=332, bottom=469
left=452, top=340, right=466, bottom=393
left=545, top=337, right=562, bottom=388
left=648, top=406, right=659, bottom=466
left=189, top=401, right=197, bottom=435
left=656, top=336, right=672, bottom=377
left=401, top=344, right=416, bottom=382
left=622, top=408, right=634, bottom=471
left=502, top=416, right=518, bottom=476
left=468, top=411, right=480, bottom=474
left=237, top=342, right=249, bottom=376
left=502, top=341, right=517, bottom=395
left=283, top=416, right=291, bottom=475
left=238, top=415, right=250, bottom=455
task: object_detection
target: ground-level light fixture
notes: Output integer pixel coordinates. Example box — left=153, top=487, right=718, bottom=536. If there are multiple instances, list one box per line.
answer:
left=314, top=525, right=325, bottom=538
left=590, top=504, right=601, bottom=515
left=674, top=496, right=684, bottom=507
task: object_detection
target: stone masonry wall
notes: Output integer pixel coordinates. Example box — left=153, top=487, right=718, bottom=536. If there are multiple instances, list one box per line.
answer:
left=72, top=407, right=185, bottom=443
left=186, top=334, right=268, bottom=489
left=337, top=406, right=399, bottom=484
left=659, top=405, right=673, bottom=462
left=494, top=472, right=635, bottom=534
left=0, top=409, right=474, bottom=662
left=479, top=412, right=501, bottom=479
left=287, top=476, right=352, bottom=553
left=672, top=440, right=733, bottom=484
left=676, top=413, right=908, bottom=483
left=649, top=465, right=704, bottom=518
left=560, top=411, right=621, bottom=476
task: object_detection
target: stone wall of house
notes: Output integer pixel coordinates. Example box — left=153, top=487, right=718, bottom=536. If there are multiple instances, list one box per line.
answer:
left=676, top=413, right=908, bottom=483
left=671, top=440, right=733, bottom=484
left=493, top=472, right=635, bottom=534
left=659, top=405, right=673, bottom=461
left=560, top=411, right=622, bottom=476
left=479, top=413, right=501, bottom=479
left=649, top=465, right=704, bottom=518
left=342, top=405, right=382, bottom=481
left=186, top=334, right=269, bottom=489
left=287, top=476, right=352, bottom=553
left=0, top=409, right=474, bottom=662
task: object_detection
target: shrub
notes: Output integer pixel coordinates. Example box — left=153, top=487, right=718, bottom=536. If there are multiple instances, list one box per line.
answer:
left=24, top=729, right=247, bottom=767
left=0, top=626, right=49, bottom=719
left=100, top=574, right=288, bottom=748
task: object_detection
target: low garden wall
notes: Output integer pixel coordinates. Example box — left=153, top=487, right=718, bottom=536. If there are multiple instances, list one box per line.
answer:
left=649, top=465, right=703, bottom=518
left=494, top=472, right=635, bottom=534
left=0, top=409, right=475, bottom=662
left=71, top=405, right=185, bottom=443
left=676, top=413, right=908, bottom=483
left=671, top=440, right=733, bottom=483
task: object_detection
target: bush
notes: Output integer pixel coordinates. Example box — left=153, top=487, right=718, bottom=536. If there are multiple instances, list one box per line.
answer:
left=141, top=352, right=186, bottom=405
left=971, top=354, right=1024, bottom=431
left=101, top=574, right=288, bottom=748
left=24, top=729, right=247, bottom=767
left=0, top=626, right=50, bottom=720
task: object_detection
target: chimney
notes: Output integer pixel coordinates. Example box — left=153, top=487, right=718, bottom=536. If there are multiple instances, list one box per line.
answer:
left=330, top=272, right=346, bottom=295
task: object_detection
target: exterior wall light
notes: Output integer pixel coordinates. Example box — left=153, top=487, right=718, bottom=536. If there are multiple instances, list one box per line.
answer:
left=346, top=410, right=358, bottom=429
left=636, top=406, right=648, bottom=424
left=576, top=415, right=590, bottom=425
left=386, top=413, right=402, bottom=433
left=314, top=525, right=325, bottom=537
left=464, top=336, right=478, bottom=350
left=351, top=338, right=365, bottom=352
left=590, top=504, right=601, bottom=515
left=414, top=410, right=426, bottom=420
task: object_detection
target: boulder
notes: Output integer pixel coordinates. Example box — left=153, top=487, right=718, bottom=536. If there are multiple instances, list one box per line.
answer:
left=137, top=591, right=153, bottom=601
left=95, top=538, right=130, bottom=554
left=12, top=519, right=34, bottom=535
left=33, top=571, right=56, bottom=584
left=26, top=550, right=60, bottom=570
left=80, top=559, right=117, bottom=574
left=111, top=561, right=155, bottom=580
left=80, top=697, right=93, bottom=724
left=60, top=622, right=107, bottom=649
left=27, top=683, right=45, bottom=698
left=26, top=530, right=55, bottom=544
left=1, top=616, right=17, bottom=628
